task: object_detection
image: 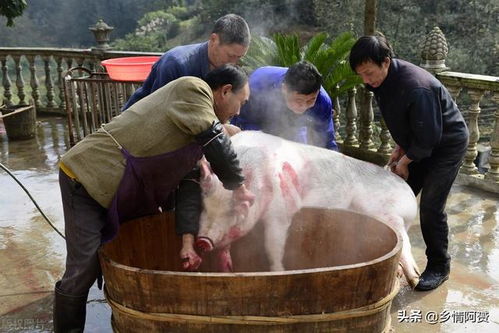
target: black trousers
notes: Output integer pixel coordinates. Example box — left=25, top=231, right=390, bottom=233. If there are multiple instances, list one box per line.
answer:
left=406, top=141, right=467, bottom=269
left=58, top=169, right=107, bottom=296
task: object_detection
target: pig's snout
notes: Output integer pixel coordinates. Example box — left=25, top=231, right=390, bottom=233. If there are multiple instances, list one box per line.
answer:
left=195, top=237, right=214, bottom=252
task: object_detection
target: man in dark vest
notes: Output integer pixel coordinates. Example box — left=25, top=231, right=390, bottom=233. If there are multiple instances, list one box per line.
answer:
left=349, top=34, right=469, bottom=291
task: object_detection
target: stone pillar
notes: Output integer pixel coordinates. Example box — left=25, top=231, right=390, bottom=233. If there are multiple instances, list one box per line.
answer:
left=420, top=26, right=449, bottom=74
left=89, top=19, right=114, bottom=51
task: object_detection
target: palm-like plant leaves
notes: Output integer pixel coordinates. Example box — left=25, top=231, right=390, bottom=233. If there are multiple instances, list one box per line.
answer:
left=241, top=36, right=278, bottom=71
left=273, top=33, right=301, bottom=67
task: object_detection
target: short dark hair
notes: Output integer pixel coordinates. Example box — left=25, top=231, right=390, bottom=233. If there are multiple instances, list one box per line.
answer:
left=212, top=14, right=251, bottom=47
left=349, top=34, right=395, bottom=71
left=283, top=61, right=322, bottom=95
left=205, top=64, right=248, bottom=93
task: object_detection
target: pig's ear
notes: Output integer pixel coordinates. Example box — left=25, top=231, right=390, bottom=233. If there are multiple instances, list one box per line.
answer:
left=199, top=158, right=214, bottom=193
left=199, top=157, right=213, bottom=181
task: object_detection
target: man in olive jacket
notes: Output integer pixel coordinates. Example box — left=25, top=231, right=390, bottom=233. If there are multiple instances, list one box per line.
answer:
left=54, top=65, right=254, bottom=332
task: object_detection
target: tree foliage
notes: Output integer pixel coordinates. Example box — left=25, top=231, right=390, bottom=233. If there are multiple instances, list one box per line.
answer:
left=0, top=0, right=496, bottom=75
left=0, top=0, right=27, bottom=27
left=313, top=0, right=498, bottom=75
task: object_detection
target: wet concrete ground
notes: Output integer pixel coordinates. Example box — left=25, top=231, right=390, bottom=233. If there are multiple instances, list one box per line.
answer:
left=0, top=116, right=497, bottom=332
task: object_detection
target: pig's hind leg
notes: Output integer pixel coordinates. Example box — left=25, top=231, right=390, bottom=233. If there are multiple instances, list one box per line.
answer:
left=382, top=214, right=421, bottom=288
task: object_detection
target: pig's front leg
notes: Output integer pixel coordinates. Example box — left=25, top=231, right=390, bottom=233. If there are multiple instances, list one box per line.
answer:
left=217, top=245, right=233, bottom=272
left=262, top=217, right=292, bottom=271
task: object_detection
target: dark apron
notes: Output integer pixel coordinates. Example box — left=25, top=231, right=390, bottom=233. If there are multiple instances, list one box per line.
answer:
left=102, top=127, right=203, bottom=242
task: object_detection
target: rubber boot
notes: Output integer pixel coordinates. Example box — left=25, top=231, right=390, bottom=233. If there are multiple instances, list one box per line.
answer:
left=53, top=281, right=88, bottom=333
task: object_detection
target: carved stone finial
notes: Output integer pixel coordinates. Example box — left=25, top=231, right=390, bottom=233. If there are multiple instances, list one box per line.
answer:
left=89, top=19, right=114, bottom=51
left=420, top=26, right=449, bottom=73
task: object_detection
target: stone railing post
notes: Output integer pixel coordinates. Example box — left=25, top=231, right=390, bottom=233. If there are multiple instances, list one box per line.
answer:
left=27, top=54, right=41, bottom=109
left=344, top=87, right=358, bottom=147
left=1, top=54, right=13, bottom=106
left=89, top=19, right=114, bottom=52
left=461, top=89, right=484, bottom=175
left=359, top=89, right=375, bottom=150
left=378, top=118, right=392, bottom=155
left=13, top=55, right=27, bottom=105
left=333, top=85, right=342, bottom=142
left=420, top=26, right=449, bottom=75
left=485, top=92, right=499, bottom=181
left=43, top=55, right=56, bottom=108
left=446, top=86, right=462, bottom=101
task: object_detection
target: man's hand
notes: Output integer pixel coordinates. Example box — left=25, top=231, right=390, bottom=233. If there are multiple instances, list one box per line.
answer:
left=180, top=233, right=202, bottom=271
left=393, top=154, right=412, bottom=180
left=386, top=145, right=405, bottom=171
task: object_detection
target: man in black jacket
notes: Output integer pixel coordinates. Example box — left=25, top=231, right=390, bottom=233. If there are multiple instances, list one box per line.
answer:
left=349, top=35, right=469, bottom=291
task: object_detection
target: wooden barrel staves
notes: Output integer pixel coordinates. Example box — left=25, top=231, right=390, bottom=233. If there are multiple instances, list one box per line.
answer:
left=0, top=104, right=37, bottom=140
left=99, top=208, right=402, bottom=332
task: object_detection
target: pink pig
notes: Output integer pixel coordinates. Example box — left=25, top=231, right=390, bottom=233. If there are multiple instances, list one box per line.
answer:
left=195, top=131, right=420, bottom=287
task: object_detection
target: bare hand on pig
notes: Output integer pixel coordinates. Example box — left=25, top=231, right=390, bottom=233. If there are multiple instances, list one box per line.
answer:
left=180, top=233, right=202, bottom=271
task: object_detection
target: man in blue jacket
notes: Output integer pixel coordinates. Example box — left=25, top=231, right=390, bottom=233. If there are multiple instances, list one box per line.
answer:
left=123, top=13, right=251, bottom=110
left=349, top=35, right=469, bottom=291
left=232, top=61, right=337, bottom=150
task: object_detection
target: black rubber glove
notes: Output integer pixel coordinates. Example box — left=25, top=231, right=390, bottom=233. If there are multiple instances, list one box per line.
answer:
left=195, top=121, right=245, bottom=190
left=175, top=167, right=202, bottom=235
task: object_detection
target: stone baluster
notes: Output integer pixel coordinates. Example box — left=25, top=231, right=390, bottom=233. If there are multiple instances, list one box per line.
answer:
left=26, top=54, right=41, bottom=109
left=65, top=58, right=73, bottom=71
left=446, top=85, right=462, bottom=101
left=43, top=55, right=56, bottom=108
left=378, top=118, right=392, bottom=154
left=13, top=55, right=26, bottom=105
left=1, top=55, right=13, bottom=106
left=56, top=56, right=65, bottom=109
left=461, top=89, right=485, bottom=174
left=344, top=87, right=358, bottom=147
left=359, top=89, right=375, bottom=150
left=76, top=57, right=85, bottom=68
left=485, top=92, right=499, bottom=182
left=333, top=88, right=342, bottom=142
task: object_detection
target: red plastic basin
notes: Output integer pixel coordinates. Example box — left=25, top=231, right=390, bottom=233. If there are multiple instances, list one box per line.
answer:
left=101, top=56, right=160, bottom=82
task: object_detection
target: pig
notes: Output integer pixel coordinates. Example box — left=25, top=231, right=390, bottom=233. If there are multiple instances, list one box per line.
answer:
left=195, top=131, right=420, bottom=287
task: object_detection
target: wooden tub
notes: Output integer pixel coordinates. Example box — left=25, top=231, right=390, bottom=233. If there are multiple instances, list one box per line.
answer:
left=99, top=208, right=401, bottom=332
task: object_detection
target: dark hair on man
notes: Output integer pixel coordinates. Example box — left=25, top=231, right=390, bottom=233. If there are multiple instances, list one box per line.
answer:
left=205, top=64, right=248, bottom=93
left=349, top=34, right=395, bottom=71
left=212, top=14, right=251, bottom=47
left=283, top=61, right=322, bottom=95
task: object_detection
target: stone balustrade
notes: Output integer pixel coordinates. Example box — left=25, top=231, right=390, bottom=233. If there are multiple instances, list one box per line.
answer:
left=437, top=72, right=499, bottom=191
left=0, top=47, right=160, bottom=114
